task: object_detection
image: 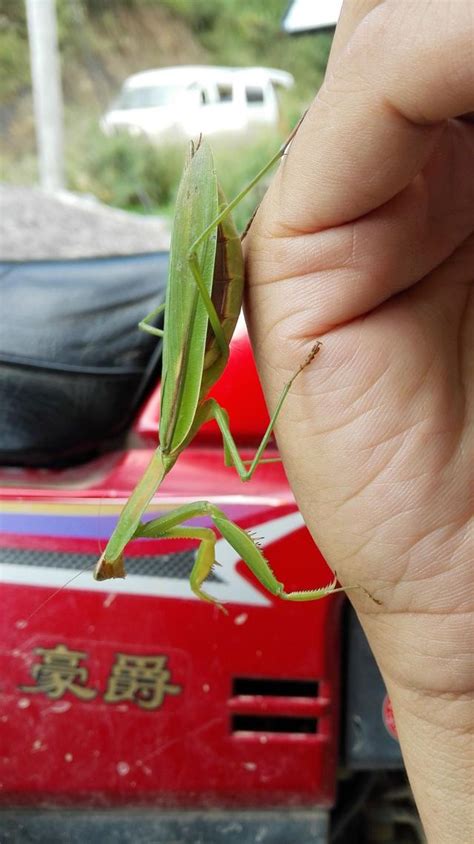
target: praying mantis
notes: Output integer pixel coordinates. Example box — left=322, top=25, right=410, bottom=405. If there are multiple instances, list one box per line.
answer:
left=94, top=128, right=350, bottom=613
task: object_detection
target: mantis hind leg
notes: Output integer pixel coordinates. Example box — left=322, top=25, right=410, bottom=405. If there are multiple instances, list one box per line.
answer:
left=134, top=500, right=356, bottom=613
left=191, top=342, right=322, bottom=482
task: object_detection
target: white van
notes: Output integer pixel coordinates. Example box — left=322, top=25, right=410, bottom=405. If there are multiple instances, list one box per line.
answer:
left=101, top=65, right=294, bottom=142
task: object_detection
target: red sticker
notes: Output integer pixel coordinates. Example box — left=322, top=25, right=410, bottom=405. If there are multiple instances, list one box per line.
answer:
left=382, top=695, right=398, bottom=741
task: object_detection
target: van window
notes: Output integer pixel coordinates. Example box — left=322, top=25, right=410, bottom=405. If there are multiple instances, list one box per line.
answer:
left=245, top=86, right=265, bottom=104
left=217, top=84, right=233, bottom=103
left=117, top=85, right=184, bottom=109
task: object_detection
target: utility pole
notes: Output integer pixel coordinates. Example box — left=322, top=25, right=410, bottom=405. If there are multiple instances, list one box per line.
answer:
left=25, top=0, right=65, bottom=192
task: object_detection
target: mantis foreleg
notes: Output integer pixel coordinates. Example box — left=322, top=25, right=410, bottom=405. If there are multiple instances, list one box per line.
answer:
left=134, top=500, right=347, bottom=613
left=95, top=449, right=169, bottom=579
left=138, top=302, right=166, bottom=337
left=142, top=525, right=222, bottom=608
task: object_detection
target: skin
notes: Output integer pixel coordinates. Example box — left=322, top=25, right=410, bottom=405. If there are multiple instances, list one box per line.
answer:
left=244, top=1, right=473, bottom=840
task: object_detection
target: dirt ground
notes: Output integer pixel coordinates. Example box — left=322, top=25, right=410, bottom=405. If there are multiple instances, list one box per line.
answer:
left=0, top=185, right=170, bottom=260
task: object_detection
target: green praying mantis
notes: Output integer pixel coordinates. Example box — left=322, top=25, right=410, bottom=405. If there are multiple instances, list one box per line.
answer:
left=94, top=128, right=357, bottom=613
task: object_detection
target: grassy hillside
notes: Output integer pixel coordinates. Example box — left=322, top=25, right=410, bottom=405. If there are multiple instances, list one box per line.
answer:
left=0, top=0, right=333, bottom=222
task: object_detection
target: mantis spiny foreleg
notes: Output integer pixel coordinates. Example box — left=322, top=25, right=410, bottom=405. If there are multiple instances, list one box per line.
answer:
left=133, top=500, right=346, bottom=613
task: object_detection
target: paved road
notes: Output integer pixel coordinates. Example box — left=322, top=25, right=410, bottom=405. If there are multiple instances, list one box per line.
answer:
left=0, top=185, right=171, bottom=260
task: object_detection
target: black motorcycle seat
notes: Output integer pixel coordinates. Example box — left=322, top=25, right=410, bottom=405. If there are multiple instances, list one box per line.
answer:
left=0, top=252, right=168, bottom=467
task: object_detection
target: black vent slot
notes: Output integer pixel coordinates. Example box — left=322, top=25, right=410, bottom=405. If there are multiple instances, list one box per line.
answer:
left=232, top=677, right=318, bottom=698
left=232, top=714, right=318, bottom=734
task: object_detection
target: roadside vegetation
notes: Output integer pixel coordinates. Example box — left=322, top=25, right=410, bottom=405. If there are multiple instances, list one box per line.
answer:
left=0, top=0, right=332, bottom=226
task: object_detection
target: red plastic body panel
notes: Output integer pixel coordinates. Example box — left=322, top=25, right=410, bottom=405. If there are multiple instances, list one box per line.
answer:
left=0, top=327, right=341, bottom=809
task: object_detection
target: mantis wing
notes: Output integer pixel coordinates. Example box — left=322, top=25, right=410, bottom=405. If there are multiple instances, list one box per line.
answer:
left=159, top=139, right=219, bottom=456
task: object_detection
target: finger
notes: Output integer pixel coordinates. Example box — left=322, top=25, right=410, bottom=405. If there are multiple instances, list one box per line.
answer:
left=249, top=123, right=474, bottom=336
left=268, top=0, right=474, bottom=234
left=325, top=0, right=382, bottom=72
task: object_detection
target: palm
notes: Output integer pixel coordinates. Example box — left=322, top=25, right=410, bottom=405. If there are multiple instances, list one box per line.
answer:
left=246, top=119, right=473, bottom=696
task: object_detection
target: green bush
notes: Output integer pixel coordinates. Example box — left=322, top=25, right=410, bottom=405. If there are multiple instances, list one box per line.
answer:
left=65, top=115, right=289, bottom=232
left=68, top=123, right=186, bottom=213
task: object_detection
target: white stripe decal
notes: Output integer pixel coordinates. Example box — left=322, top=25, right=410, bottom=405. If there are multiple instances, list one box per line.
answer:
left=1, top=510, right=305, bottom=608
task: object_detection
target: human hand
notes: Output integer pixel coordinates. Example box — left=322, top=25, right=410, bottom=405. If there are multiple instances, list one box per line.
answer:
left=245, top=2, right=473, bottom=840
